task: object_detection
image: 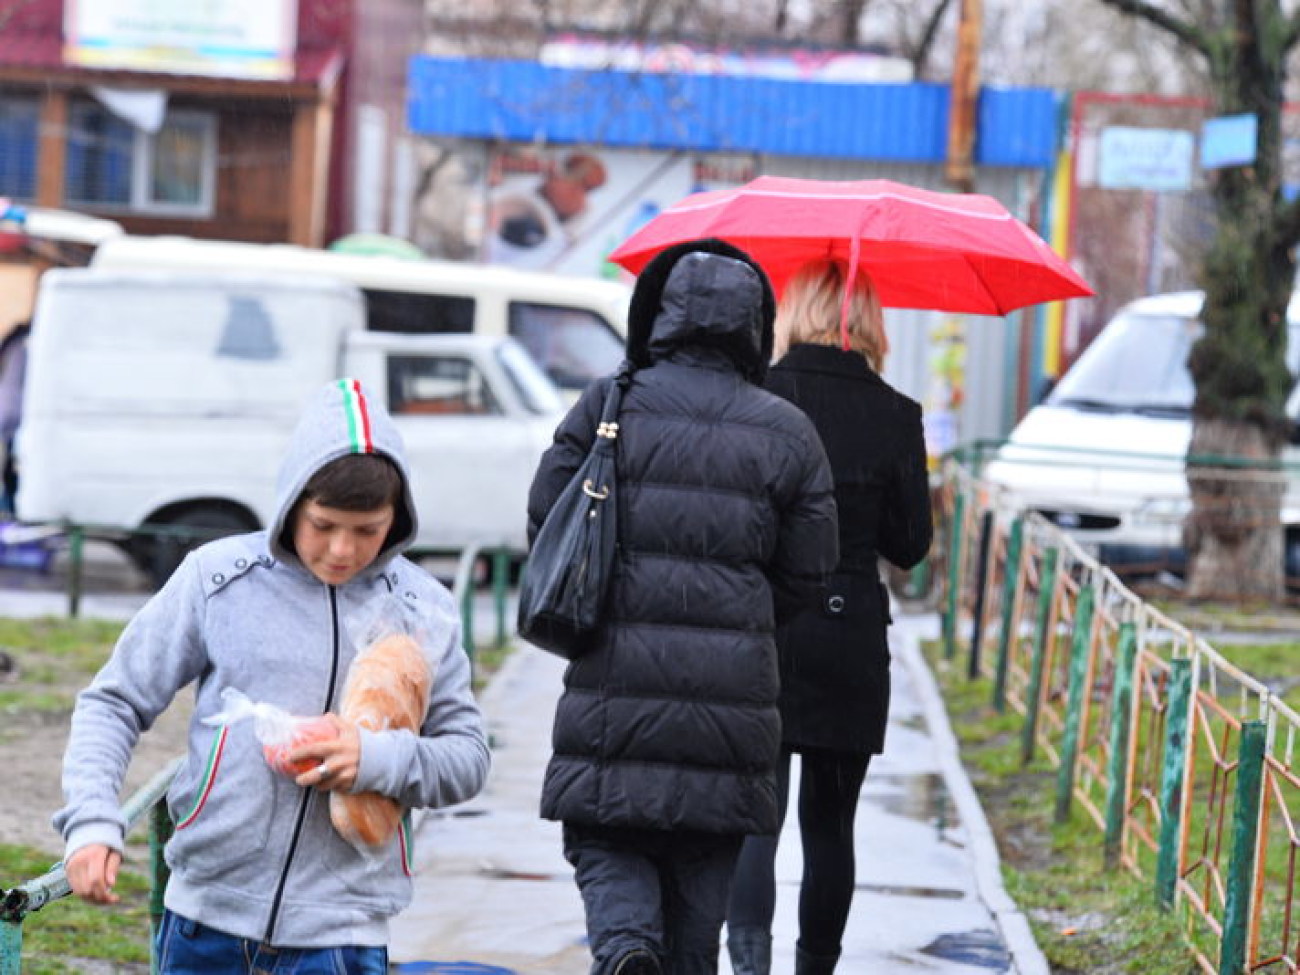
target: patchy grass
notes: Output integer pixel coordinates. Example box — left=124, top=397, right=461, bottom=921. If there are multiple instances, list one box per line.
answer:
left=0, top=617, right=123, bottom=722
left=0, top=843, right=152, bottom=975
left=923, top=643, right=1201, bottom=974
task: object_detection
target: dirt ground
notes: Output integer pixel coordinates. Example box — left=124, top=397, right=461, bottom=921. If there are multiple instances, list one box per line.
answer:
left=1, top=689, right=192, bottom=864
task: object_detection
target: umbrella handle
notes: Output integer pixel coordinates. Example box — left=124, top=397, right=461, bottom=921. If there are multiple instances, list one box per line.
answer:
left=839, top=232, right=861, bottom=352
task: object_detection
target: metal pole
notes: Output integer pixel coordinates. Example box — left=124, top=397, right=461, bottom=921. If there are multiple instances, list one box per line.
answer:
left=149, top=802, right=174, bottom=974
left=943, top=490, right=966, bottom=660
left=1020, top=546, right=1058, bottom=766
left=1155, top=658, right=1193, bottom=911
left=492, top=549, right=510, bottom=647
left=992, top=516, right=1024, bottom=712
left=1103, top=622, right=1138, bottom=868
left=967, top=510, right=995, bottom=681
left=1219, top=720, right=1266, bottom=975
left=67, top=524, right=84, bottom=619
left=1055, top=583, right=1096, bottom=823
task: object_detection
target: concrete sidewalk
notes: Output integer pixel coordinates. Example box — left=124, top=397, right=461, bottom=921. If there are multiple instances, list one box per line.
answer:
left=388, top=613, right=1049, bottom=974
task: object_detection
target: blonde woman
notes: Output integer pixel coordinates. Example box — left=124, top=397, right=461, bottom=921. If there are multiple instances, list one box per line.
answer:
left=726, top=260, right=933, bottom=975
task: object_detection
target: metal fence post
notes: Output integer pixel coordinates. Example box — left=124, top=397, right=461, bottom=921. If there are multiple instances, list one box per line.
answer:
left=942, top=490, right=966, bottom=660
left=1020, top=546, right=1059, bottom=766
left=1155, top=657, right=1193, bottom=910
left=967, top=509, right=995, bottom=681
left=492, top=549, right=511, bottom=647
left=1055, top=583, right=1096, bottom=823
left=1103, top=622, right=1139, bottom=868
left=0, top=917, right=20, bottom=975
left=1219, top=720, right=1266, bottom=975
left=149, top=802, right=174, bottom=974
left=67, top=524, right=84, bottom=619
left=992, top=516, right=1024, bottom=712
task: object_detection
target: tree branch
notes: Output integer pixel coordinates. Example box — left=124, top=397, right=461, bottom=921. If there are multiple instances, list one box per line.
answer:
left=1093, top=0, right=1211, bottom=55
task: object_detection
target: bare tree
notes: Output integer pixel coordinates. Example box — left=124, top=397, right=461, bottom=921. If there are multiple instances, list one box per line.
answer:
left=1087, top=0, right=1300, bottom=600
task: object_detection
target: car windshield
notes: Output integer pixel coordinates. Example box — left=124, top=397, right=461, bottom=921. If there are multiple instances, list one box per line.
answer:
left=1047, top=310, right=1200, bottom=415
left=496, top=339, right=566, bottom=415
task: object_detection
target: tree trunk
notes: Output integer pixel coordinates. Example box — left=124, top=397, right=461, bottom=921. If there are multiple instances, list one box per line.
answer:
left=1184, top=417, right=1285, bottom=601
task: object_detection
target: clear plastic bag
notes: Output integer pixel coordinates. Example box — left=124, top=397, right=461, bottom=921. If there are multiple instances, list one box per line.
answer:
left=203, top=687, right=337, bottom=777
left=329, top=595, right=436, bottom=849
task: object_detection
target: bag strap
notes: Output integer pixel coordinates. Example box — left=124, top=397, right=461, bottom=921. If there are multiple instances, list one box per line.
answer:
left=596, top=360, right=635, bottom=442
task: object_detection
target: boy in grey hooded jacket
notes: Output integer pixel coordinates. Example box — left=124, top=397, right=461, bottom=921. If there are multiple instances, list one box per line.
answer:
left=54, top=378, right=490, bottom=970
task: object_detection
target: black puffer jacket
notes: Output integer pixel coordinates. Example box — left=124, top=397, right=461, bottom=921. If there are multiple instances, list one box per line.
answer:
left=529, top=240, right=839, bottom=836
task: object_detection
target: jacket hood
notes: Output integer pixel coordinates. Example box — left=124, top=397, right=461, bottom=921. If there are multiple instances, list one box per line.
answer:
left=626, top=238, right=775, bottom=383
left=268, top=378, right=418, bottom=568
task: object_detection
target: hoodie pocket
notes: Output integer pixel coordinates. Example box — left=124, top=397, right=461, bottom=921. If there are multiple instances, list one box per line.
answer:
left=166, top=724, right=279, bottom=878
left=320, top=809, right=415, bottom=900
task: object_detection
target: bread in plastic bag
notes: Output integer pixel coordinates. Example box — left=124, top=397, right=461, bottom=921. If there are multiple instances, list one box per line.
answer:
left=203, top=687, right=338, bottom=777
left=330, top=615, right=434, bottom=848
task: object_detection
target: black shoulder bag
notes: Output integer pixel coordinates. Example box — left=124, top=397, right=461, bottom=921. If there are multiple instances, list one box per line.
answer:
left=517, top=364, right=633, bottom=659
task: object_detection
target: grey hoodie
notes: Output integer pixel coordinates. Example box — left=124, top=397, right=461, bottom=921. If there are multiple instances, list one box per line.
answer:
left=54, top=378, right=490, bottom=948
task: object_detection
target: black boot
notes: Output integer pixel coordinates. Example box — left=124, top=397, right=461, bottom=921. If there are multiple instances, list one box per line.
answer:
left=794, top=944, right=840, bottom=975
left=726, top=924, right=772, bottom=975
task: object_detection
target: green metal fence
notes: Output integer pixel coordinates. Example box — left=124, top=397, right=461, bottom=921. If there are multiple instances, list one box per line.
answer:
left=0, top=543, right=515, bottom=973
left=939, top=454, right=1300, bottom=974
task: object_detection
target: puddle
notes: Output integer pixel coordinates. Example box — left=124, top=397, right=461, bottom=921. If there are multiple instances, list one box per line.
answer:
left=920, top=929, right=1011, bottom=971
left=893, top=713, right=929, bottom=732
left=863, top=771, right=960, bottom=830
left=855, top=881, right=966, bottom=900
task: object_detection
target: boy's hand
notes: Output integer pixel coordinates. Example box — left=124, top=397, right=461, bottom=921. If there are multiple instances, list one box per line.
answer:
left=65, top=843, right=121, bottom=904
left=291, top=713, right=361, bottom=793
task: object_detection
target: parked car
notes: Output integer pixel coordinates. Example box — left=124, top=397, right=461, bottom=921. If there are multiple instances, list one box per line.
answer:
left=15, top=267, right=568, bottom=584
left=983, top=289, right=1300, bottom=577
left=90, top=234, right=630, bottom=400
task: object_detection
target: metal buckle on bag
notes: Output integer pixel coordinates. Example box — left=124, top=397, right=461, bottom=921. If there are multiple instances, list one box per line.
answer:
left=583, top=479, right=610, bottom=500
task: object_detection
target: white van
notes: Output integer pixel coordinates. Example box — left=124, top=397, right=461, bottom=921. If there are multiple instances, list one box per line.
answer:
left=91, top=234, right=631, bottom=398
left=983, top=290, right=1300, bottom=576
left=16, top=268, right=568, bottom=584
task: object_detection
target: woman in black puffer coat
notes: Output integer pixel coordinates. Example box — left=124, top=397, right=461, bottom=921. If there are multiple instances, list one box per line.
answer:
left=726, top=260, right=934, bottom=975
left=527, top=239, right=839, bottom=975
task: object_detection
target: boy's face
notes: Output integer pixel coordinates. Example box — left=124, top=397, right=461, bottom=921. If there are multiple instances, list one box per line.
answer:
left=292, top=500, right=396, bottom=586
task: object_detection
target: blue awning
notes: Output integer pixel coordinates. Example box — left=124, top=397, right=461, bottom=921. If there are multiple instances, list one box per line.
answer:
left=408, top=56, right=1061, bottom=169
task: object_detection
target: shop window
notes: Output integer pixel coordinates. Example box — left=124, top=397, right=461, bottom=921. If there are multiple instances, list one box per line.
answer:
left=0, top=96, right=38, bottom=201
left=66, top=102, right=215, bottom=216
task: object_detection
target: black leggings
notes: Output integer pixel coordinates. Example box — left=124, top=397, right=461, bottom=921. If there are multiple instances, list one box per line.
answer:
left=728, top=747, right=870, bottom=957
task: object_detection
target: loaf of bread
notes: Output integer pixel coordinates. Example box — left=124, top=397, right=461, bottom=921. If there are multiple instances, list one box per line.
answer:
left=330, top=632, right=433, bottom=847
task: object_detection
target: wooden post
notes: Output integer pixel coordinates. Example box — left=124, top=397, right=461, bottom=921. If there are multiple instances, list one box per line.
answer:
left=967, top=509, right=995, bottom=680
left=946, top=0, right=983, bottom=193
left=36, top=89, right=68, bottom=208
left=288, top=97, right=336, bottom=247
left=943, top=490, right=966, bottom=660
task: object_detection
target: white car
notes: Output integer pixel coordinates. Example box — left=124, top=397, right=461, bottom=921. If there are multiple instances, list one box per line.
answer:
left=983, top=290, right=1300, bottom=576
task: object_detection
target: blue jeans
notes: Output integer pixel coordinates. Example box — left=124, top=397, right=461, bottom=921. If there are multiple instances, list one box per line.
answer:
left=155, top=910, right=388, bottom=975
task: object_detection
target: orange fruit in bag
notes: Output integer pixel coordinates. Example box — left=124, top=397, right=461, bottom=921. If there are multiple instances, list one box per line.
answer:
left=262, top=715, right=338, bottom=777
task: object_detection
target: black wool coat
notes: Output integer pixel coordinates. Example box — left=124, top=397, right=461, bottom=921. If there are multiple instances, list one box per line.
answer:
left=765, top=343, right=933, bottom=755
left=528, top=243, right=839, bottom=837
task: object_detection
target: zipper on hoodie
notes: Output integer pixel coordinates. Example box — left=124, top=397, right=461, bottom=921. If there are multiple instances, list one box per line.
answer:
left=263, top=586, right=343, bottom=944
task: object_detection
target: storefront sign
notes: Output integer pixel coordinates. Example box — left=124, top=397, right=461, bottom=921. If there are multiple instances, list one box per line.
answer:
left=1097, top=126, right=1194, bottom=192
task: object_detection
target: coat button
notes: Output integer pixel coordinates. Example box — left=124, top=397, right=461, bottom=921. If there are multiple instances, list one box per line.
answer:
left=827, top=594, right=845, bottom=614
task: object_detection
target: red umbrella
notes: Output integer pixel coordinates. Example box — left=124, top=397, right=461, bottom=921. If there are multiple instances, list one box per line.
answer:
left=607, top=176, right=1093, bottom=316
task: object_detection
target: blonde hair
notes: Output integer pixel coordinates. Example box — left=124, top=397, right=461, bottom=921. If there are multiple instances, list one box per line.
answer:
left=774, top=261, right=888, bottom=371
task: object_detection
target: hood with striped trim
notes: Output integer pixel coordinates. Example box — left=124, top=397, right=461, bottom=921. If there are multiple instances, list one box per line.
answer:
left=268, top=378, right=419, bottom=568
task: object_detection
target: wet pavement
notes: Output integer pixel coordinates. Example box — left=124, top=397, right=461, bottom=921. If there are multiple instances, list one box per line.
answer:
left=389, top=614, right=1050, bottom=975
left=7, top=542, right=1048, bottom=973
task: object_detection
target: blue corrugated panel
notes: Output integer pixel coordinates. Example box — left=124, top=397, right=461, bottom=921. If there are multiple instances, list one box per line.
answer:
left=408, top=56, right=1058, bottom=168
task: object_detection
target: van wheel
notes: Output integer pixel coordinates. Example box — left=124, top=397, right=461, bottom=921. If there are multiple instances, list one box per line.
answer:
left=143, top=508, right=252, bottom=590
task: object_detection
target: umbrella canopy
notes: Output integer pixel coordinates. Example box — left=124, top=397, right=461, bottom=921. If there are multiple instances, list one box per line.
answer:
left=328, top=233, right=425, bottom=260
left=607, top=176, right=1093, bottom=316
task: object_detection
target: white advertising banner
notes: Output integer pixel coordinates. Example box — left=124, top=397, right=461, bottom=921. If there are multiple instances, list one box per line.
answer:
left=64, top=0, right=298, bottom=81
